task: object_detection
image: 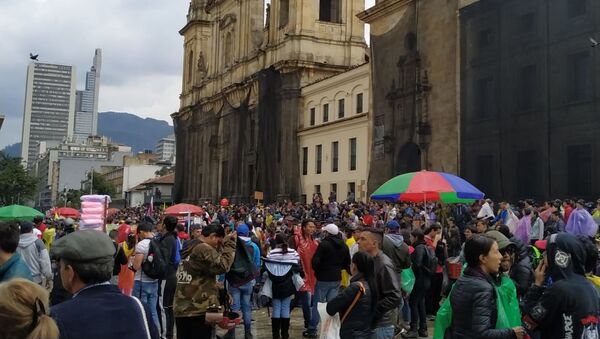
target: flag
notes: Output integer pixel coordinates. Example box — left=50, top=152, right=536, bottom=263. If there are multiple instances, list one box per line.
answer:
left=147, top=196, right=154, bottom=217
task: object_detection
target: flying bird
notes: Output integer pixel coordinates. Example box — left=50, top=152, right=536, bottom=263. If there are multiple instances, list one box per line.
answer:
left=590, top=37, right=599, bottom=48
left=30, top=53, right=39, bottom=61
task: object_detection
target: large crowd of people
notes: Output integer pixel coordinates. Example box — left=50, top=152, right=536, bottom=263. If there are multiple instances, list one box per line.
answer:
left=0, top=196, right=600, bottom=339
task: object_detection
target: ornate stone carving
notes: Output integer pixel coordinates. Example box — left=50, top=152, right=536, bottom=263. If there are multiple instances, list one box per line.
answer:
left=219, top=13, right=236, bottom=29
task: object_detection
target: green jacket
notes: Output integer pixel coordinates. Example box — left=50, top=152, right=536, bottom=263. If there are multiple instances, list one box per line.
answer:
left=173, top=236, right=236, bottom=317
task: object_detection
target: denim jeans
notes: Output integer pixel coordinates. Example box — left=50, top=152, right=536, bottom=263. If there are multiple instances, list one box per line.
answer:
left=272, top=296, right=292, bottom=318
left=308, top=280, right=340, bottom=331
left=371, top=325, right=395, bottom=339
left=134, top=280, right=159, bottom=331
left=230, top=281, right=254, bottom=331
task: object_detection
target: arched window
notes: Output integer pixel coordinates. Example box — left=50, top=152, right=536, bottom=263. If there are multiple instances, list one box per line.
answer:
left=187, top=50, right=194, bottom=84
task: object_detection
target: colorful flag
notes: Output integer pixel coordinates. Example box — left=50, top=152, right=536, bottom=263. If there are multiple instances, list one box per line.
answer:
left=147, top=196, right=154, bottom=216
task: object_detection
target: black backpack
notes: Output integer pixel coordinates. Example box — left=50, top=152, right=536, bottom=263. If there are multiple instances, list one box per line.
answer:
left=141, top=239, right=168, bottom=280
left=424, top=245, right=438, bottom=276
left=225, top=238, right=260, bottom=288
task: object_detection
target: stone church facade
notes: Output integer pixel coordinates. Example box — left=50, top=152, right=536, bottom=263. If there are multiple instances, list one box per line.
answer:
left=358, top=0, right=461, bottom=193
left=172, top=0, right=367, bottom=203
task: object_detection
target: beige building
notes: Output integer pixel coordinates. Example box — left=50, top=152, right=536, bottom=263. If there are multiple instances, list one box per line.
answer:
left=172, top=0, right=367, bottom=203
left=298, top=63, right=370, bottom=202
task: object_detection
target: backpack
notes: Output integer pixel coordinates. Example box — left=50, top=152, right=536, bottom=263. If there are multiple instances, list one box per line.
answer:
left=225, top=238, right=260, bottom=288
left=424, top=245, right=438, bottom=275
left=141, top=239, right=168, bottom=280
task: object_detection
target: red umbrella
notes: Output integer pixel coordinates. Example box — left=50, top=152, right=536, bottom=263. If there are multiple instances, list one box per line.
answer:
left=55, top=207, right=80, bottom=218
left=165, top=203, right=203, bottom=216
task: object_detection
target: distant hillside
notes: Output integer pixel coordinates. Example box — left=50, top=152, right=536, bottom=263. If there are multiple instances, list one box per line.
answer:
left=98, top=111, right=174, bottom=153
left=0, top=112, right=174, bottom=156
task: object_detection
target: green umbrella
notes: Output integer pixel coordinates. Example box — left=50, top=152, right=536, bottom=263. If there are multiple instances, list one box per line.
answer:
left=0, top=204, right=44, bottom=221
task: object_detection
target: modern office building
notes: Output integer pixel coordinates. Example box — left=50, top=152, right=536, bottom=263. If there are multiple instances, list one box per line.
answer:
left=32, top=136, right=131, bottom=210
left=155, top=134, right=176, bottom=162
left=74, top=49, right=102, bottom=141
left=21, top=62, right=77, bottom=167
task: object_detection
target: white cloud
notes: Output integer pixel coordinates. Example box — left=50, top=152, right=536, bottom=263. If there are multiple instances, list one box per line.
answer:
left=0, top=0, right=188, bottom=148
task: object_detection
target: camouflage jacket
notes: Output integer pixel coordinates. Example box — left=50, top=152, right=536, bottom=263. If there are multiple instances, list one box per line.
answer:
left=173, top=236, right=236, bottom=317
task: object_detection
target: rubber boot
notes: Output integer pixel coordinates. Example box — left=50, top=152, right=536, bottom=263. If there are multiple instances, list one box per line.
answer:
left=271, top=318, right=281, bottom=339
left=280, top=318, right=290, bottom=339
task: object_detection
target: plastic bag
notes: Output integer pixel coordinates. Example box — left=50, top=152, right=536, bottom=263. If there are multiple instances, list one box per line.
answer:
left=495, top=276, right=522, bottom=329
left=433, top=275, right=521, bottom=338
left=401, top=268, right=415, bottom=294
left=318, top=302, right=341, bottom=339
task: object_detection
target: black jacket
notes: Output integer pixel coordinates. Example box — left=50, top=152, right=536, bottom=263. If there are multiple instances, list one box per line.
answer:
left=264, top=260, right=303, bottom=299
left=51, top=284, right=158, bottom=339
left=158, top=232, right=179, bottom=276
left=411, top=242, right=432, bottom=281
left=449, top=267, right=515, bottom=339
left=312, top=234, right=351, bottom=282
left=522, top=233, right=600, bottom=338
left=326, top=273, right=374, bottom=339
left=372, top=251, right=402, bottom=327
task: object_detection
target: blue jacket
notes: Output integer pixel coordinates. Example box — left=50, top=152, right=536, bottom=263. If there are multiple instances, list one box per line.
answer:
left=0, top=252, right=33, bottom=282
left=51, top=284, right=158, bottom=339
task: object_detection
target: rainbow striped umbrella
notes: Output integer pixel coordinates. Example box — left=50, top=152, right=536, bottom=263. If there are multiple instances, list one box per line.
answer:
left=370, top=170, right=484, bottom=203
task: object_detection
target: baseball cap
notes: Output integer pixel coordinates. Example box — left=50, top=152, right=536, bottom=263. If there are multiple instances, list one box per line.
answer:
left=237, top=223, right=250, bottom=236
left=386, top=220, right=400, bottom=230
left=322, top=223, right=339, bottom=236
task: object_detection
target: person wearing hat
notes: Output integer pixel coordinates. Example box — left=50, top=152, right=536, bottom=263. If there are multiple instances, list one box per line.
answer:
left=0, top=221, right=32, bottom=282
left=49, top=230, right=158, bottom=339
left=486, top=230, right=533, bottom=298
left=522, top=233, right=600, bottom=338
left=305, top=223, right=351, bottom=338
left=17, top=221, right=52, bottom=288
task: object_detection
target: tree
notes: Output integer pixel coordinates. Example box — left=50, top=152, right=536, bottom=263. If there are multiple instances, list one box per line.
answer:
left=56, top=189, right=83, bottom=209
left=83, top=171, right=116, bottom=197
left=0, top=153, right=38, bottom=205
left=155, top=165, right=174, bottom=177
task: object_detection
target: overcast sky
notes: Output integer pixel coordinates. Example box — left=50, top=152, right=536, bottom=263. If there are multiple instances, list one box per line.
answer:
left=0, top=0, right=188, bottom=148
left=0, top=0, right=373, bottom=149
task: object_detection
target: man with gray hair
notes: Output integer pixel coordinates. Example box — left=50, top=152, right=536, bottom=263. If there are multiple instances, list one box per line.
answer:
left=50, top=230, right=158, bottom=339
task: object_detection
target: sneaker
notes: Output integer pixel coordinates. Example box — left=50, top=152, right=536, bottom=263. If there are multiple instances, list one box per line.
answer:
left=401, top=330, right=417, bottom=338
left=302, top=330, right=317, bottom=338
left=426, top=314, right=436, bottom=321
left=418, top=329, right=428, bottom=338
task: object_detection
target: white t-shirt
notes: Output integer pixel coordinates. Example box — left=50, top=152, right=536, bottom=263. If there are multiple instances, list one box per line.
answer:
left=135, top=239, right=158, bottom=283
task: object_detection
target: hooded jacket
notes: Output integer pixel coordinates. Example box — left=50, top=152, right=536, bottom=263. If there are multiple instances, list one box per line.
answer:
left=522, top=233, right=600, bottom=338
left=311, top=234, right=351, bottom=282
left=17, top=233, right=52, bottom=284
left=173, top=235, right=236, bottom=317
left=0, top=252, right=32, bottom=282
left=382, top=233, right=411, bottom=273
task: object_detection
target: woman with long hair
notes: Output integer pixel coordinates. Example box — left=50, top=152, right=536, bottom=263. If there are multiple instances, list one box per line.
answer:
left=118, top=233, right=136, bottom=296
left=265, top=233, right=302, bottom=339
left=289, top=219, right=318, bottom=331
left=0, top=278, right=59, bottom=339
left=402, top=228, right=431, bottom=338
left=326, top=251, right=377, bottom=338
left=449, top=235, right=525, bottom=338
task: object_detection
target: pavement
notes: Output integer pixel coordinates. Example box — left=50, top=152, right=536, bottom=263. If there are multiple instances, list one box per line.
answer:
left=216, top=308, right=436, bottom=339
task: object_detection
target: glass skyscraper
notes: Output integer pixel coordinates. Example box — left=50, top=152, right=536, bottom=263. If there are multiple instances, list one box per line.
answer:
left=74, top=49, right=102, bottom=141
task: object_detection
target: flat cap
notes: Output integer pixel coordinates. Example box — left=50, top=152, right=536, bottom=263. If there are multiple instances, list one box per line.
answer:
left=51, top=230, right=115, bottom=262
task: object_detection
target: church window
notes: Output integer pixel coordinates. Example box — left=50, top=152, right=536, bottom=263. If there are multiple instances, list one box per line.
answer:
left=224, top=32, right=233, bottom=67
left=187, top=50, right=193, bottom=84
left=319, top=0, right=341, bottom=23
left=279, top=0, right=289, bottom=27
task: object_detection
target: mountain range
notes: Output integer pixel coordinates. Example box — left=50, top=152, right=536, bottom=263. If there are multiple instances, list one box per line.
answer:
left=1, top=111, right=174, bottom=157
